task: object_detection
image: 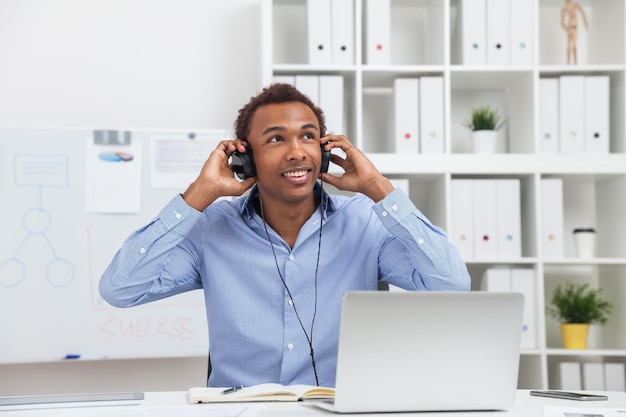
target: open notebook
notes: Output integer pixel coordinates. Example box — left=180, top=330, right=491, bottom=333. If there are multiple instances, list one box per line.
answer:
left=311, top=291, right=524, bottom=413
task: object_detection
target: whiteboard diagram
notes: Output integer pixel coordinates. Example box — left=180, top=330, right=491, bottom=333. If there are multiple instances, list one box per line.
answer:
left=0, top=153, right=75, bottom=288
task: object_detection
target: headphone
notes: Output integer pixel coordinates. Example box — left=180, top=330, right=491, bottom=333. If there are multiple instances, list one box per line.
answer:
left=232, top=145, right=331, bottom=180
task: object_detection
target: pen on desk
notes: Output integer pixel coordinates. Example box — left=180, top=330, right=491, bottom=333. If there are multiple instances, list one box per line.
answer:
left=221, top=385, right=244, bottom=395
left=64, top=354, right=107, bottom=360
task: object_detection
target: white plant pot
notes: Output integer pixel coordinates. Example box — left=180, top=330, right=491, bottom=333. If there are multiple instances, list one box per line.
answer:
left=471, top=130, right=498, bottom=154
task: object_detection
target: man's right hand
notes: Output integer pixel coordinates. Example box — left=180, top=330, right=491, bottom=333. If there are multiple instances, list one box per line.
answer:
left=182, top=139, right=256, bottom=211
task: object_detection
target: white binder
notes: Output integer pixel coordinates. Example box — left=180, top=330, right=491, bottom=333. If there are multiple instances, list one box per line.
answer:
left=295, top=75, right=320, bottom=106
left=306, top=0, right=332, bottom=66
left=459, top=0, right=486, bottom=66
left=584, top=75, right=610, bottom=154
left=450, top=179, right=474, bottom=259
left=331, top=0, right=354, bottom=66
left=583, top=362, right=605, bottom=390
left=509, top=0, right=533, bottom=66
left=486, top=0, right=510, bottom=66
left=481, top=268, right=511, bottom=292
left=559, top=362, right=582, bottom=390
left=393, top=78, right=419, bottom=154
left=319, top=75, right=345, bottom=135
left=559, top=75, right=585, bottom=154
left=604, top=363, right=626, bottom=391
left=495, top=179, right=521, bottom=258
left=365, top=0, right=390, bottom=65
left=419, top=76, right=445, bottom=154
left=539, top=78, right=559, bottom=154
left=540, top=178, right=564, bottom=258
left=473, top=179, right=498, bottom=258
left=511, top=268, right=536, bottom=349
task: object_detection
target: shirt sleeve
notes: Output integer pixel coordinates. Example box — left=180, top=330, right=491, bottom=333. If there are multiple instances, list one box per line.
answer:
left=99, top=194, right=204, bottom=307
left=371, top=187, right=471, bottom=291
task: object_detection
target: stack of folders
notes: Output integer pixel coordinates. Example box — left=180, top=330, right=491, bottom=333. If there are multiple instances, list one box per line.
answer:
left=559, top=362, right=625, bottom=392
left=458, top=0, right=534, bottom=66
left=540, top=76, right=610, bottom=155
left=481, top=267, right=536, bottom=349
left=393, top=77, right=445, bottom=154
left=450, top=179, right=522, bottom=260
left=272, top=75, right=344, bottom=137
left=307, top=0, right=393, bottom=66
left=306, top=0, right=355, bottom=66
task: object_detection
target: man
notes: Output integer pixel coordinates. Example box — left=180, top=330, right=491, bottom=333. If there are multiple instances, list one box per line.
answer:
left=99, top=83, right=470, bottom=388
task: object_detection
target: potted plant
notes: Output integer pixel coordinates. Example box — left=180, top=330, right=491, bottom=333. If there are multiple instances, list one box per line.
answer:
left=464, top=106, right=505, bottom=154
left=546, top=281, right=613, bottom=349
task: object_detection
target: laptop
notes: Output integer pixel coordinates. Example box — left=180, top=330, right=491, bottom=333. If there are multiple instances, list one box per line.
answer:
left=312, top=291, right=524, bottom=413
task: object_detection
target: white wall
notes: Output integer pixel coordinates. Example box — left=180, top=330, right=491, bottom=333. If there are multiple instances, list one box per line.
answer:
left=0, top=0, right=262, bottom=395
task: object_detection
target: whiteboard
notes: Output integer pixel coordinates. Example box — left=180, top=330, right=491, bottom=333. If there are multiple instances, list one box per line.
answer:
left=0, top=0, right=263, bottom=364
left=0, top=127, right=234, bottom=364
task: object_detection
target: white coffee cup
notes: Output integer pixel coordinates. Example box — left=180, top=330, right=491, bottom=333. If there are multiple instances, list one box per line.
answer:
left=573, top=228, right=596, bottom=258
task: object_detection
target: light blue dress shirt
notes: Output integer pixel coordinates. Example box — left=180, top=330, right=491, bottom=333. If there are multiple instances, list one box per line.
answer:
left=99, top=184, right=470, bottom=388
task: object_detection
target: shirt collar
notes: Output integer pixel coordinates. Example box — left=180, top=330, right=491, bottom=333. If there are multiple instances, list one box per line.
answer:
left=241, top=182, right=336, bottom=220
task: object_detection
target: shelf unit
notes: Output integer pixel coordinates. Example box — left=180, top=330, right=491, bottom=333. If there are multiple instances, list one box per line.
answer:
left=262, top=0, right=626, bottom=389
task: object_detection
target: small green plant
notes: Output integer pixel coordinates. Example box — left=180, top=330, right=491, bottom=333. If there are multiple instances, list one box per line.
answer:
left=546, top=282, right=613, bottom=325
left=464, top=106, right=505, bottom=131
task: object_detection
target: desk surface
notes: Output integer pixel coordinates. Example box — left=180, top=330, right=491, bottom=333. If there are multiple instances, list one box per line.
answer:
left=3, top=390, right=626, bottom=416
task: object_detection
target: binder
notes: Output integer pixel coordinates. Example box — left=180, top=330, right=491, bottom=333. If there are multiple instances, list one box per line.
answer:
left=582, top=362, right=605, bottom=390
left=495, top=179, right=521, bottom=258
left=319, top=75, right=345, bottom=135
left=331, top=0, right=354, bottom=66
left=511, top=268, right=536, bottom=349
left=393, top=78, right=419, bottom=154
left=604, top=363, right=626, bottom=391
left=295, top=75, right=320, bottom=106
left=481, top=268, right=511, bottom=292
left=450, top=179, right=474, bottom=259
left=540, top=178, right=564, bottom=258
left=486, top=0, right=510, bottom=66
left=473, top=179, right=498, bottom=258
left=584, top=76, right=610, bottom=154
left=509, top=0, right=533, bottom=66
left=419, top=76, right=445, bottom=154
left=365, top=0, right=390, bottom=65
left=459, top=0, right=487, bottom=66
left=306, top=0, right=332, bottom=66
left=559, top=362, right=582, bottom=390
left=539, top=78, right=559, bottom=154
left=559, top=76, right=585, bottom=154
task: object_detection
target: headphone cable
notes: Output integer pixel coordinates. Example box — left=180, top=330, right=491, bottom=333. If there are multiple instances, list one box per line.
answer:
left=258, top=181, right=324, bottom=386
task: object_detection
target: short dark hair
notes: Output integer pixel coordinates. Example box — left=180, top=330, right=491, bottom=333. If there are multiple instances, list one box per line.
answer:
left=234, top=83, right=327, bottom=141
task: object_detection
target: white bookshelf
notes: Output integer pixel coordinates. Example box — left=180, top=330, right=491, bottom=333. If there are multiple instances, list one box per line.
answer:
left=262, top=0, right=626, bottom=389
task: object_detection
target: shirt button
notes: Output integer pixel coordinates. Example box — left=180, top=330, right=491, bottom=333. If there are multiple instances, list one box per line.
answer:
left=418, top=239, right=424, bottom=245
left=391, top=204, right=398, bottom=211
left=288, top=299, right=294, bottom=306
left=288, top=254, right=294, bottom=261
left=174, top=211, right=182, bottom=219
left=287, top=343, right=294, bottom=350
left=382, top=211, right=388, bottom=217
left=139, top=247, right=146, bottom=254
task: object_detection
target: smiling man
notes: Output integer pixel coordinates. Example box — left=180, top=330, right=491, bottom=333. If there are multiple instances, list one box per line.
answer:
left=99, top=83, right=470, bottom=388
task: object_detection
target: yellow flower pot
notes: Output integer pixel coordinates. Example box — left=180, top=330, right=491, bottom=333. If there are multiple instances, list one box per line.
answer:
left=560, top=323, right=589, bottom=349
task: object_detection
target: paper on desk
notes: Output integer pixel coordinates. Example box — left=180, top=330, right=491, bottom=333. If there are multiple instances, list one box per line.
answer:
left=49, top=404, right=266, bottom=417
left=543, top=406, right=626, bottom=417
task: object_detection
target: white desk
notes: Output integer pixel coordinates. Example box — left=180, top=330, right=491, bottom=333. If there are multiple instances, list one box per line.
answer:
left=3, top=390, right=626, bottom=416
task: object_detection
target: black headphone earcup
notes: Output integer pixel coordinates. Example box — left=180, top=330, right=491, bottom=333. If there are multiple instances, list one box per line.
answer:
left=320, top=147, right=330, bottom=174
left=231, top=150, right=256, bottom=180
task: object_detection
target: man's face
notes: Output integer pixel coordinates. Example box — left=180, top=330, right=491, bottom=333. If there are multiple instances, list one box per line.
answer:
left=247, top=101, right=322, bottom=205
